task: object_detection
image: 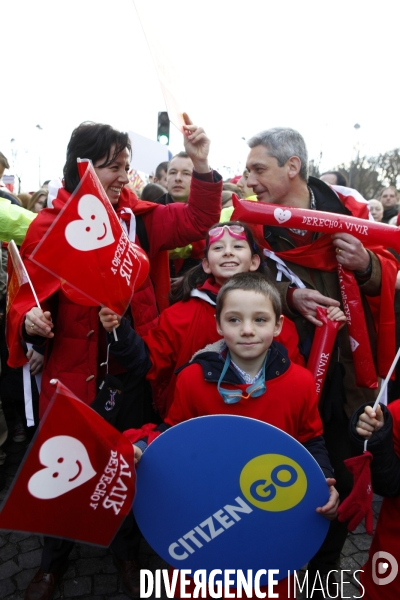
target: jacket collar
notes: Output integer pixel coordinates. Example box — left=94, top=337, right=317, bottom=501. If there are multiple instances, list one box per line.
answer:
left=383, top=205, right=398, bottom=221
left=178, top=340, right=291, bottom=384
left=308, top=176, right=351, bottom=216
left=157, top=192, right=175, bottom=205
left=190, top=278, right=221, bottom=305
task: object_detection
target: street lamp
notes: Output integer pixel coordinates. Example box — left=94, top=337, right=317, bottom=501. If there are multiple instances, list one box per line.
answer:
left=349, top=124, right=361, bottom=187
left=36, top=125, right=43, bottom=187
left=9, top=138, right=22, bottom=193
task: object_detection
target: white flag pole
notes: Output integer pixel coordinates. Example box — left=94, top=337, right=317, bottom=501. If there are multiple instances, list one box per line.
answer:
left=9, top=240, right=41, bottom=309
left=364, top=346, right=400, bottom=451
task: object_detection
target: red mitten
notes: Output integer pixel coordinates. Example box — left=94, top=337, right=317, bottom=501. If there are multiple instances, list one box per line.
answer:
left=123, top=423, right=161, bottom=445
left=337, top=451, right=374, bottom=535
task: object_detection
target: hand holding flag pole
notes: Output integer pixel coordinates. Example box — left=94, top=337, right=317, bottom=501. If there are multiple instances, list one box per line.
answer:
left=7, top=241, right=44, bottom=427
left=364, top=345, right=400, bottom=451
left=8, top=240, right=41, bottom=311
left=337, top=346, right=400, bottom=534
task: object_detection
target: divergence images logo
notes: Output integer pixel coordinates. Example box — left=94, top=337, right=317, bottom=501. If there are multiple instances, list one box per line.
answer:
left=372, top=551, right=398, bottom=586
left=240, top=454, right=307, bottom=511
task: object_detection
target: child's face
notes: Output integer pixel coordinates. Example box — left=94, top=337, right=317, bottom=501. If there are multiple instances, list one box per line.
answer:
left=217, top=290, right=283, bottom=368
left=202, top=230, right=260, bottom=285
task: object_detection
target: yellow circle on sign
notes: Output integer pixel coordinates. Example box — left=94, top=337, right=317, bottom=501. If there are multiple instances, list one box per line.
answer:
left=239, top=454, right=307, bottom=512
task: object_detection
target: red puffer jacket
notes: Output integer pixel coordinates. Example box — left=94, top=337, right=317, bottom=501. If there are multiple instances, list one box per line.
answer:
left=7, top=173, right=222, bottom=415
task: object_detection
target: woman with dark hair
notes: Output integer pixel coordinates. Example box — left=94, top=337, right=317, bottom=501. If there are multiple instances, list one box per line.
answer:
left=63, top=122, right=132, bottom=194
left=10, top=118, right=222, bottom=412
left=9, top=118, right=222, bottom=600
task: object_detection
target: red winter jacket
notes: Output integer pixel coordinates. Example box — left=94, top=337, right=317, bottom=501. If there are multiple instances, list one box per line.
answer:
left=7, top=173, right=222, bottom=415
left=125, top=342, right=330, bottom=600
left=144, top=280, right=305, bottom=417
left=166, top=341, right=321, bottom=443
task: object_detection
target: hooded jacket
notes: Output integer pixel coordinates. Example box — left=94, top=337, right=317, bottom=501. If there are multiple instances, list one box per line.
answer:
left=165, top=340, right=333, bottom=477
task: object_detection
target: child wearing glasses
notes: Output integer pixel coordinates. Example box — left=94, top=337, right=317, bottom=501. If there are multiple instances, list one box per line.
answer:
left=100, top=222, right=310, bottom=418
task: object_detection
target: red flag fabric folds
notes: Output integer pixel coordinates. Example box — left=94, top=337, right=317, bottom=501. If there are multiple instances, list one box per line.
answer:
left=0, top=381, right=136, bottom=546
left=6, top=240, right=39, bottom=362
left=29, top=159, right=149, bottom=316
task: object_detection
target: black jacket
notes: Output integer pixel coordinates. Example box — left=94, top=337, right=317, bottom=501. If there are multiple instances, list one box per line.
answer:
left=349, top=403, right=400, bottom=497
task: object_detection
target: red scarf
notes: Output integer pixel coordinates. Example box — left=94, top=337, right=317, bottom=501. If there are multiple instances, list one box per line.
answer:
left=234, top=218, right=397, bottom=378
left=199, top=277, right=221, bottom=297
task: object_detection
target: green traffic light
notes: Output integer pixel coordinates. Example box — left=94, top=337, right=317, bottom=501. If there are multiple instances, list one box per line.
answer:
left=158, top=134, right=169, bottom=145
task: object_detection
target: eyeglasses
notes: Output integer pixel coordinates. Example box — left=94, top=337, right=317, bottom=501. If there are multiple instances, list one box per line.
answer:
left=208, top=224, right=246, bottom=243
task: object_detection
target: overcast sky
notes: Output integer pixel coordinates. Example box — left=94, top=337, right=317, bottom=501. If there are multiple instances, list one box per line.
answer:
left=2, top=0, right=399, bottom=190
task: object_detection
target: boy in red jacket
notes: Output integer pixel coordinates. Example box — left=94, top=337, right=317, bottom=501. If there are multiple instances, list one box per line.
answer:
left=128, top=272, right=340, bottom=599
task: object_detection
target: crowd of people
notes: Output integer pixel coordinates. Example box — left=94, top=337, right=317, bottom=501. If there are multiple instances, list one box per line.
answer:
left=0, top=121, right=399, bottom=600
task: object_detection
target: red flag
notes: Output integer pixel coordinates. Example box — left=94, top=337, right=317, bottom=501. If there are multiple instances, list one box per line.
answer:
left=28, top=160, right=150, bottom=316
left=0, top=381, right=136, bottom=547
left=6, top=240, right=39, bottom=314
left=6, top=240, right=40, bottom=362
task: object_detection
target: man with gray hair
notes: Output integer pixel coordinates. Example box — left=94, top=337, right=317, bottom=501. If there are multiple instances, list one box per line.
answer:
left=231, top=127, right=397, bottom=597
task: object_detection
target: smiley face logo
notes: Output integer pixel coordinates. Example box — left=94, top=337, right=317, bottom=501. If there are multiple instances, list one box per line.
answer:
left=28, top=436, right=97, bottom=499
left=65, top=194, right=115, bottom=251
left=239, top=454, right=307, bottom=512
left=273, top=208, right=292, bottom=225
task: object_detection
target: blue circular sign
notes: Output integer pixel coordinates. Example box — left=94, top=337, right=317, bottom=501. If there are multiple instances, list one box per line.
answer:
left=133, top=415, right=329, bottom=586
